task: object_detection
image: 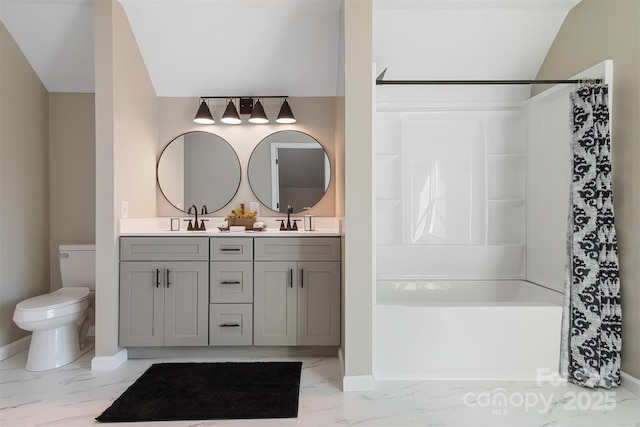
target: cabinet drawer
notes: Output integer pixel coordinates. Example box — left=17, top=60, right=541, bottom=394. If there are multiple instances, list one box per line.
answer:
left=210, top=261, right=253, bottom=303
left=209, top=304, right=253, bottom=346
left=210, top=237, right=253, bottom=261
left=254, top=237, right=340, bottom=261
left=120, top=237, right=209, bottom=261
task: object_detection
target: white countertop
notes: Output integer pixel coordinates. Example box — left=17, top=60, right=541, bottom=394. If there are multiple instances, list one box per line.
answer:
left=119, top=217, right=342, bottom=237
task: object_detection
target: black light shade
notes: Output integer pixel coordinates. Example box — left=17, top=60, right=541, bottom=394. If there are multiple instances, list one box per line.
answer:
left=221, top=99, right=242, bottom=124
left=276, top=99, right=296, bottom=124
left=248, top=99, right=269, bottom=124
left=193, top=99, right=214, bottom=124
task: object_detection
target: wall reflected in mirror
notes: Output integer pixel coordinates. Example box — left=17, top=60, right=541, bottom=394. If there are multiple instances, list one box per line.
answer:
left=157, top=131, right=241, bottom=213
left=248, top=130, right=330, bottom=214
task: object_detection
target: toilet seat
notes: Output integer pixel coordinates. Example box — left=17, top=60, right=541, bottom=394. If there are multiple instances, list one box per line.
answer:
left=14, top=288, right=90, bottom=322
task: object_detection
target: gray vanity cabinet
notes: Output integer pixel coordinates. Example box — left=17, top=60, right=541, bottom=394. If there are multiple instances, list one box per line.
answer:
left=253, top=237, right=341, bottom=346
left=119, top=237, right=209, bottom=347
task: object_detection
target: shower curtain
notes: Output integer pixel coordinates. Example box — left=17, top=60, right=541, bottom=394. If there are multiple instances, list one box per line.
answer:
left=561, top=83, right=622, bottom=388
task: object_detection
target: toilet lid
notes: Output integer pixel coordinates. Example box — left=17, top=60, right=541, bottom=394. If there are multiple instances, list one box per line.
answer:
left=16, top=287, right=90, bottom=311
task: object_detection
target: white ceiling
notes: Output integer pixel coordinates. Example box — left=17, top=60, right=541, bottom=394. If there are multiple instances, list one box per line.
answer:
left=1, top=0, right=580, bottom=97
left=373, top=0, right=581, bottom=81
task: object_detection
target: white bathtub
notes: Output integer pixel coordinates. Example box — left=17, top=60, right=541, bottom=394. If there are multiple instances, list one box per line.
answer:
left=373, top=280, right=563, bottom=380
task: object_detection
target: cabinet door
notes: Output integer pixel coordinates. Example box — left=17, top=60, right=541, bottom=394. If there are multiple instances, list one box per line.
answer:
left=119, top=261, right=164, bottom=347
left=163, top=261, right=209, bottom=346
left=254, top=261, right=297, bottom=346
left=298, top=262, right=341, bottom=345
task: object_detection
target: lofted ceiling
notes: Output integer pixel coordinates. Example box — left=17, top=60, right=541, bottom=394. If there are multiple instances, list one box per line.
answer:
left=1, top=0, right=580, bottom=97
left=373, top=0, right=581, bottom=82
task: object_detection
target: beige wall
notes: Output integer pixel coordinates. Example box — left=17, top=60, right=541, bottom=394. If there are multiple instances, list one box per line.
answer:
left=94, top=0, right=158, bottom=358
left=156, top=97, right=338, bottom=218
left=534, top=0, right=640, bottom=379
left=343, top=0, right=373, bottom=381
left=49, top=93, right=96, bottom=290
left=0, top=22, right=50, bottom=347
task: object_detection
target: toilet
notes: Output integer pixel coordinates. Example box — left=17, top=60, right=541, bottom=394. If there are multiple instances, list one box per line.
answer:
left=13, top=244, right=95, bottom=371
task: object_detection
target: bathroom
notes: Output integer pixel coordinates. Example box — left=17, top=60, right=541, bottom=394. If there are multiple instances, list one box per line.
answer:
left=1, top=0, right=639, bottom=398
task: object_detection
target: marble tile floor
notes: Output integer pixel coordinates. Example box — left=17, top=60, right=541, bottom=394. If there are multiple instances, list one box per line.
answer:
left=1, top=350, right=638, bottom=427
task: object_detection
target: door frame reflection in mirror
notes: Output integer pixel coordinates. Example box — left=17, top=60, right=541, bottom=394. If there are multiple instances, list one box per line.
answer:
left=270, top=142, right=330, bottom=212
left=156, top=131, right=241, bottom=214
left=248, top=130, right=331, bottom=214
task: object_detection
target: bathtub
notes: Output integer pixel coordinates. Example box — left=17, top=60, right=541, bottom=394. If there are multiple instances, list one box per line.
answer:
left=373, top=280, right=563, bottom=380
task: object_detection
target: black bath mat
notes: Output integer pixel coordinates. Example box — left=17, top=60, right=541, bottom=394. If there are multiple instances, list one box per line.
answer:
left=96, top=362, right=302, bottom=422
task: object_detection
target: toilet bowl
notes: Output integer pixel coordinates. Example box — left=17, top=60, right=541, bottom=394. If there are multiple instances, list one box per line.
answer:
left=13, top=244, right=95, bottom=371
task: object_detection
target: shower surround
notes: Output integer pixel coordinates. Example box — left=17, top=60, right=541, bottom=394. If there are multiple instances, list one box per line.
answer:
left=374, top=87, right=564, bottom=380
left=376, top=100, right=527, bottom=280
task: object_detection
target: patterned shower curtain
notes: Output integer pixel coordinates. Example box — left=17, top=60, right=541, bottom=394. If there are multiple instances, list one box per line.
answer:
left=560, top=83, right=622, bottom=389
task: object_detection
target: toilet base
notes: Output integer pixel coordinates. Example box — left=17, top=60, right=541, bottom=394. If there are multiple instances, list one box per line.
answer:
left=25, top=325, right=94, bottom=372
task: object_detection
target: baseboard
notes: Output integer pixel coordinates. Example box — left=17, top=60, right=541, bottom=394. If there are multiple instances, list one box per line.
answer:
left=337, top=347, right=375, bottom=391
left=621, top=371, right=640, bottom=396
left=91, top=348, right=128, bottom=371
left=0, top=336, right=31, bottom=361
left=343, top=374, right=376, bottom=391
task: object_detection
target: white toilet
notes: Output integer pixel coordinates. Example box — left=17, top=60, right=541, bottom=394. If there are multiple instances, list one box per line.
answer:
left=13, top=244, right=95, bottom=371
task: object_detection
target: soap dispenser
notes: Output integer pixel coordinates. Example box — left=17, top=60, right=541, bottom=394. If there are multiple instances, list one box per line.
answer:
left=303, top=206, right=315, bottom=231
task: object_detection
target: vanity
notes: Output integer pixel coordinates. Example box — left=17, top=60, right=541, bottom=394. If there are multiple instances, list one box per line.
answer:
left=118, top=230, right=341, bottom=353
left=118, top=127, right=340, bottom=356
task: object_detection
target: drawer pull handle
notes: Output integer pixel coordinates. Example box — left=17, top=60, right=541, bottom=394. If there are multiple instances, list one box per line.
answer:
left=220, top=323, right=240, bottom=327
left=221, top=248, right=241, bottom=252
left=221, top=281, right=241, bottom=284
left=300, top=269, right=304, bottom=288
left=156, top=268, right=160, bottom=288
left=289, top=268, right=293, bottom=288
left=166, top=269, right=171, bottom=287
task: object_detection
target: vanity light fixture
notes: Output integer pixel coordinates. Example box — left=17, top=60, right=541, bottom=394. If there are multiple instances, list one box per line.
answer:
left=193, top=98, right=215, bottom=124
left=248, top=98, right=269, bottom=124
left=196, top=96, right=295, bottom=125
left=276, top=98, right=296, bottom=124
left=221, top=98, right=242, bottom=124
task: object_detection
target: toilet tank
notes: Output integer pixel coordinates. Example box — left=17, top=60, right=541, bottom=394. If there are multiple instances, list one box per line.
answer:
left=59, top=244, right=96, bottom=290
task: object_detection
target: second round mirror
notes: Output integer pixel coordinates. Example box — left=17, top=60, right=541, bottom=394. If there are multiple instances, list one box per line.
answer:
left=248, top=131, right=330, bottom=214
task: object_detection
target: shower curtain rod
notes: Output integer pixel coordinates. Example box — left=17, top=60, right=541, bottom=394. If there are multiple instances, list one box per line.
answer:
left=375, top=69, right=602, bottom=86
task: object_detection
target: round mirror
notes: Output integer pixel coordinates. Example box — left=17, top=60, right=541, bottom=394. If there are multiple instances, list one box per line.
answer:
left=248, top=130, right=330, bottom=214
left=157, top=131, right=241, bottom=213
